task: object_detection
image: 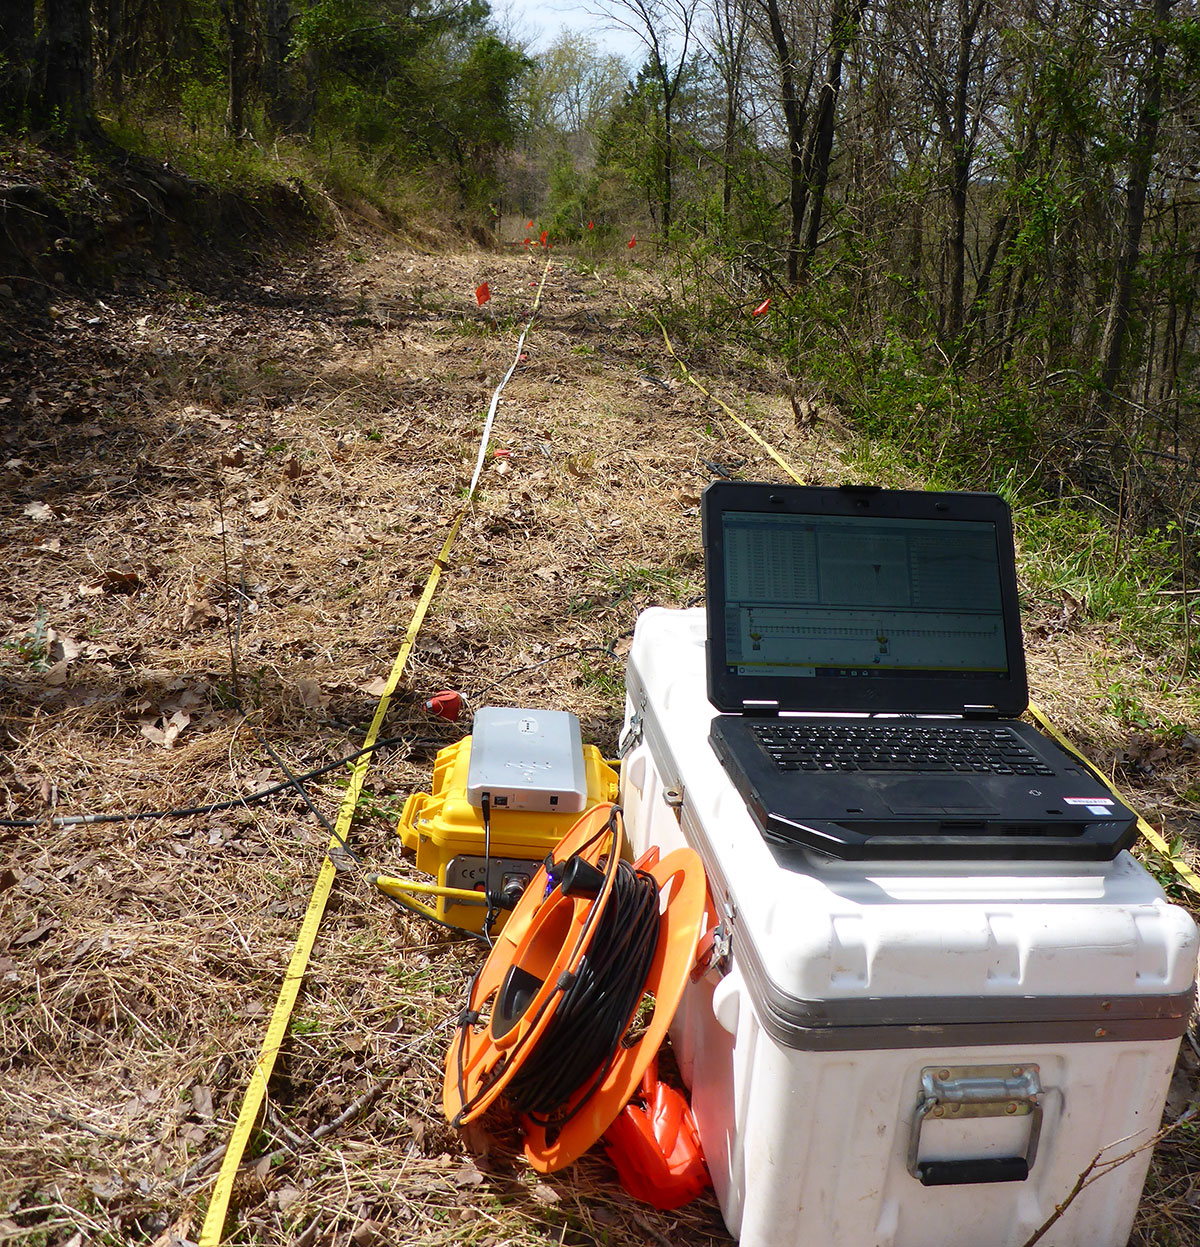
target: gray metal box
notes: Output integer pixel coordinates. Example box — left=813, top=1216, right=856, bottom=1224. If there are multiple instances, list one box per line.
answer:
left=465, top=707, right=588, bottom=813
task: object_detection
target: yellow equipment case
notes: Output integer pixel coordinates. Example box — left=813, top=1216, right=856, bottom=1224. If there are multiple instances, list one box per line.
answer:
left=394, top=735, right=620, bottom=933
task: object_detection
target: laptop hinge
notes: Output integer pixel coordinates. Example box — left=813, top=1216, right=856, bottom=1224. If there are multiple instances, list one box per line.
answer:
left=962, top=705, right=1001, bottom=720
left=742, top=700, right=780, bottom=716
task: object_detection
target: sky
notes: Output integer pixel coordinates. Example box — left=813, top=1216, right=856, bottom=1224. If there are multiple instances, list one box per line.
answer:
left=496, top=0, right=649, bottom=66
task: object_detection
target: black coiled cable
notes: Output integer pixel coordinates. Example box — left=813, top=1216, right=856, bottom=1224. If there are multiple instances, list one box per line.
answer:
left=504, top=857, right=661, bottom=1126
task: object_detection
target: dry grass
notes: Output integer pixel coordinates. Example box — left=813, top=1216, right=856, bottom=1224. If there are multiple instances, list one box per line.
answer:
left=1, top=236, right=1197, bottom=1246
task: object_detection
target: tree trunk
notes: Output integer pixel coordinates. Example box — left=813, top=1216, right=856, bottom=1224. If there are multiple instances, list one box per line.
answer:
left=759, top=0, right=808, bottom=284
left=41, top=0, right=102, bottom=140
left=662, top=94, right=673, bottom=235
left=0, top=0, right=37, bottom=128
left=714, top=0, right=747, bottom=221
left=946, top=0, right=989, bottom=341
left=798, top=0, right=863, bottom=278
left=104, top=0, right=124, bottom=104
left=221, top=0, right=253, bottom=140
left=262, top=0, right=297, bottom=133
left=1096, top=0, right=1171, bottom=407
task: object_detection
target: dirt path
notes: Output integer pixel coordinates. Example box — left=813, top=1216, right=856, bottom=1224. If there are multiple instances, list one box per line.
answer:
left=1, top=235, right=1196, bottom=1245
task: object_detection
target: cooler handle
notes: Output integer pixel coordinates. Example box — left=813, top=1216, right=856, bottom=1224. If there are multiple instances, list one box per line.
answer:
left=916, top=1156, right=1030, bottom=1186
left=907, top=1065, right=1043, bottom=1185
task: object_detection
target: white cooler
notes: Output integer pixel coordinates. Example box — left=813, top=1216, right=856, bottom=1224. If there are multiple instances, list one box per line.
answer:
left=619, top=608, right=1197, bottom=1247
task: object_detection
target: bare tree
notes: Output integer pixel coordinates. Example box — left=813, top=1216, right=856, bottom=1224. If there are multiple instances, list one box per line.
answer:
left=795, top=0, right=863, bottom=278
left=1096, top=0, right=1175, bottom=408
left=532, top=30, right=628, bottom=165
left=220, top=0, right=254, bottom=141
left=705, top=0, right=752, bottom=219
left=751, top=0, right=861, bottom=283
left=593, top=0, right=702, bottom=235
left=892, top=0, right=1003, bottom=340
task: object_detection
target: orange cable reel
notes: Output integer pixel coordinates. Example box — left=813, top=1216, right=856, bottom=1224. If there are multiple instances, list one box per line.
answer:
left=443, top=803, right=624, bottom=1126
left=442, top=802, right=709, bottom=1187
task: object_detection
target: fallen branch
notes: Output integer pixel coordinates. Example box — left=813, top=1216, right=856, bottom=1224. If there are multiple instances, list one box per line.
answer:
left=1020, top=1153, right=1101, bottom=1247
left=263, top=1082, right=387, bottom=1167
left=1020, top=1106, right=1200, bottom=1247
left=179, top=1083, right=386, bottom=1192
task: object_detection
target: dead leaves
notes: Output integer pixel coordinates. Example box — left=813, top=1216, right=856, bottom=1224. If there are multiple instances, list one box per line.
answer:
left=451, top=1157, right=486, bottom=1189
left=295, top=677, right=328, bottom=710
left=139, top=708, right=192, bottom=749
left=101, top=565, right=142, bottom=595
left=1114, top=730, right=1200, bottom=779
left=273, top=1185, right=303, bottom=1214
left=1027, top=589, right=1087, bottom=641
left=190, top=1084, right=214, bottom=1120
left=11, top=920, right=59, bottom=949
left=1, top=617, right=109, bottom=687
left=181, top=597, right=223, bottom=632
left=23, top=500, right=64, bottom=522
left=136, top=681, right=219, bottom=749
left=73, top=562, right=160, bottom=600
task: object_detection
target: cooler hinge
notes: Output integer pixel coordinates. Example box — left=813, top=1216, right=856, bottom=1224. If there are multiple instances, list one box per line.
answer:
left=691, top=918, right=732, bottom=982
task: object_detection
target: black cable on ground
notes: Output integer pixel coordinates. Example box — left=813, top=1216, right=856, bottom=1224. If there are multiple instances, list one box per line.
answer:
left=220, top=526, right=366, bottom=862
left=244, top=718, right=364, bottom=865
left=507, top=856, right=660, bottom=1126
left=466, top=643, right=622, bottom=703
left=0, top=637, right=634, bottom=834
left=0, top=735, right=442, bottom=829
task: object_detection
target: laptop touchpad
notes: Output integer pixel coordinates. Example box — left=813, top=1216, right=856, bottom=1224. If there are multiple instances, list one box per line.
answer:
left=880, top=778, right=996, bottom=814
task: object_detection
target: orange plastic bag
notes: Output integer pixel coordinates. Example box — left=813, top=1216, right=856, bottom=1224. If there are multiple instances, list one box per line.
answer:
left=602, top=1055, right=711, bottom=1210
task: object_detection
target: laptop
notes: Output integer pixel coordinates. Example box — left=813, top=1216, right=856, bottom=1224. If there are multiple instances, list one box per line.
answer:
left=703, top=481, right=1138, bottom=861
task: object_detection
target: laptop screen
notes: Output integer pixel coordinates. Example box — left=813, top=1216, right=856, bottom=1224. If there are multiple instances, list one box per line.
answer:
left=703, top=483, right=1029, bottom=716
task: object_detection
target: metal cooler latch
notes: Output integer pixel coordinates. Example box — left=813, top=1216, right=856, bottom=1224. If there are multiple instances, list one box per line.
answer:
left=907, top=1064, right=1043, bottom=1187
left=618, top=701, right=645, bottom=758
left=691, top=920, right=732, bottom=982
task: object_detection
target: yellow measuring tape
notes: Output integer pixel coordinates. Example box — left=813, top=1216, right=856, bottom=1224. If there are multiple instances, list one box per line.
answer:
left=1028, top=702, right=1200, bottom=896
left=199, top=255, right=555, bottom=1245
left=199, top=515, right=464, bottom=1246
left=653, top=316, right=1200, bottom=900
left=651, top=314, right=804, bottom=486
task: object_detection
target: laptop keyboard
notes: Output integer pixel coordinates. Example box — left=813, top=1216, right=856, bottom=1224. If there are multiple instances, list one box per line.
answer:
left=751, top=722, right=1056, bottom=776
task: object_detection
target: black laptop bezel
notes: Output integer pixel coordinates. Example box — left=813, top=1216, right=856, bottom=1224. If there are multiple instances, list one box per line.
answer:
left=702, top=482, right=1030, bottom=717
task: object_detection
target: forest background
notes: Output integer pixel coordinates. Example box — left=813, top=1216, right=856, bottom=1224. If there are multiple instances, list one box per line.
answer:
left=3, top=0, right=1200, bottom=731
